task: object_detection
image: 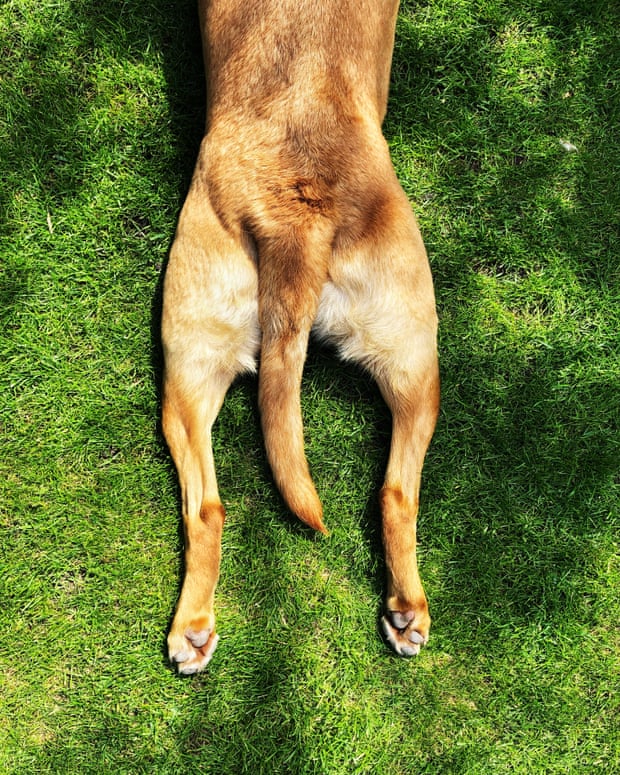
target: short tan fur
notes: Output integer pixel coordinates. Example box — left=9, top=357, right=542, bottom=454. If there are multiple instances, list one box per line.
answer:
left=162, top=0, right=439, bottom=674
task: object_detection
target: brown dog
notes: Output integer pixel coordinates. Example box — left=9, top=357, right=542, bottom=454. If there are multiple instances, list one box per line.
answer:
left=161, top=0, right=439, bottom=674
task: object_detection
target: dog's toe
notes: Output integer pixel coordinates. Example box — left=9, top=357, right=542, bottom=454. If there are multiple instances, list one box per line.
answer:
left=185, top=627, right=211, bottom=648
left=390, top=609, right=415, bottom=629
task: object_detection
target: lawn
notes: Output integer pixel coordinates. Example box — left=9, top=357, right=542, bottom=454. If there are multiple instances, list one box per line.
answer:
left=1, top=0, right=618, bottom=772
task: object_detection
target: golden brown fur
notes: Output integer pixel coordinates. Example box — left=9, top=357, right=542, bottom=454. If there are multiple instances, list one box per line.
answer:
left=162, top=0, right=439, bottom=673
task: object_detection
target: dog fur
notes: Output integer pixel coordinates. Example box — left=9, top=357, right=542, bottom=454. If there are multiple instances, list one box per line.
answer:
left=161, top=0, right=439, bottom=674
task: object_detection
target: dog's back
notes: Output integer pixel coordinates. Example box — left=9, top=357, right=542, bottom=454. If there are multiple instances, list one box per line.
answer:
left=201, top=0, right=401, bottom=226
left=203, top=0, right=398, bottom=126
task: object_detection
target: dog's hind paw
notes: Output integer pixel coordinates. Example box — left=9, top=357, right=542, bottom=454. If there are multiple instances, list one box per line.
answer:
left=381, top=609, right=429, bottom=657
left=168, top=624, right=219, bottom=675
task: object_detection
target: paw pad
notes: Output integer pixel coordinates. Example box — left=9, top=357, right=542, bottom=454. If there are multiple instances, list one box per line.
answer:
left=381, top=610, right=428, bottom=657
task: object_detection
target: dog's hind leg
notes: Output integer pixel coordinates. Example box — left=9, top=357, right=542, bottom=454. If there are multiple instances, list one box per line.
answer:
left=161, top=170, right=259, bottom=674
left=315, top=183, right=439, bottom=655
left=375, top=352, right=439, bottom=656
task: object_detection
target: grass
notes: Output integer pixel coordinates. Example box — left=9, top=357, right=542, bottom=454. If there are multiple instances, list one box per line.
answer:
left=1, top=0, right=618, bottom=772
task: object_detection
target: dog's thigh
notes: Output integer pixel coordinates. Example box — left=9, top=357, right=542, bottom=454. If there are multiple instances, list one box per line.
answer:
left=163, top=177, right=259, bottom=385
left=162, top=180, right=259, bottom=674
left=162, top=186, right=259, bottom=505
left=315, top=190, right=437, bottom=381
left=315, top=190, right=439, bottom=655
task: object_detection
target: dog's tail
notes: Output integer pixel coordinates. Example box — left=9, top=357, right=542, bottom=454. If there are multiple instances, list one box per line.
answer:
left=257, top=221, right=331, bottom=534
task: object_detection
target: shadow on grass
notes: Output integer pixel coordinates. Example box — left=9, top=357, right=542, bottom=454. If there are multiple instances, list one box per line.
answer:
left=1, top=0, right=204, bottom=210
left=425, top=344, right=618, bottom=644
left=391, top=0, right=620, bottom=288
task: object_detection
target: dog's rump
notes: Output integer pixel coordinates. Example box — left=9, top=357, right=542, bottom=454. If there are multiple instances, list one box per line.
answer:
left=195, top=0, right=405, bottom=532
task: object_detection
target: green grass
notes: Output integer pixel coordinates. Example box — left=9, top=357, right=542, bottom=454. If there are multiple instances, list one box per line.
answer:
left=1, top=0, right=618, bottom=772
